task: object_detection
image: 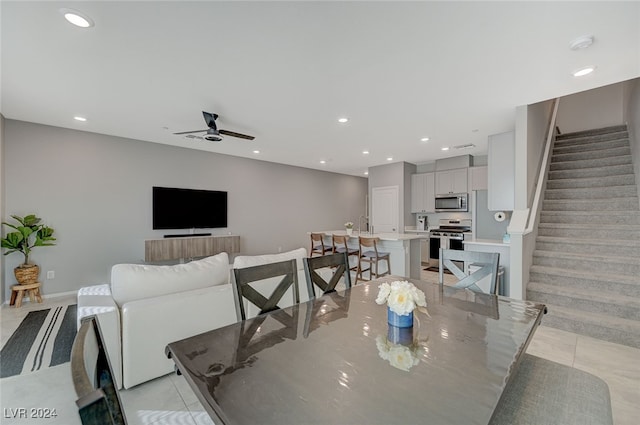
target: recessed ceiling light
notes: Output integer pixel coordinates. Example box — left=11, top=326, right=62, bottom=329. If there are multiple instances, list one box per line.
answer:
left=60, top=8, right=94, bottom=28
left=364, top=171, right=369, bottom=176
left=573, top=66, right=595, bottom=77
left=338, top=118, right=349, bottom=123
left=420, top=137, right=430, bottom=142
left=362, top=150, right=370, bottom=155
left=253, top=150, right=260, bottom=154
left=569, top=35, right=594, bottom=51
left=441, top=147, right=450, bottom=151
left=386, top=157, right=393, bottom=161
left=74, top=116, right=87, bottom=122
left=320, top=160, right=326, bottom=164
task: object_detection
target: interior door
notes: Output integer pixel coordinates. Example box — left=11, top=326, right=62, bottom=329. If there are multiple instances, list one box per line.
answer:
left=371, top=186, right=399, bottom=233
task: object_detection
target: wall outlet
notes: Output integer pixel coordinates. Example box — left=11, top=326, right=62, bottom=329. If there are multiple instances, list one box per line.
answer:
left=47, top=270, right=55, bottom=279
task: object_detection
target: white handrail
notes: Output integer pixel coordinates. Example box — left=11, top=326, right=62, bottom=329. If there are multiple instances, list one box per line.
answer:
left=524, top=98, right=560, bottom=234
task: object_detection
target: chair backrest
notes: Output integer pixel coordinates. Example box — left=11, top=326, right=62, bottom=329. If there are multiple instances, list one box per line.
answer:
left=331, top=234, right=348, bottom=250
left=233, top=259, right=300, bottom=320
left=359, top=236, right=380, bottom=254
left=439, top=248, right=500, bottom=295
left=71, top=315, right=127, bottom=425
left=309, top=233, right=331, bottom=255
left=304, top=252, right=352, bottom=298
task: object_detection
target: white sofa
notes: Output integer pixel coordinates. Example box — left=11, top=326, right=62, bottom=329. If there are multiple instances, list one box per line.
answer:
left=77, top=247, right=325, bottom=389
left=77, top=252, right=236, bottom=389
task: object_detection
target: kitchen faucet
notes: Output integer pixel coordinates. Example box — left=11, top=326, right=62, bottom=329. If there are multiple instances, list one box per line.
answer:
left=358, top=215, right=368, bottom=234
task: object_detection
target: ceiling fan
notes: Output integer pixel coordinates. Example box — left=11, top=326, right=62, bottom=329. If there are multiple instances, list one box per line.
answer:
left=173, top=111, right=255, bottom=142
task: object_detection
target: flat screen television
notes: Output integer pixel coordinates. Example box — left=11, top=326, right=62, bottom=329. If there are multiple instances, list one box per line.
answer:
left=152, top=186, right=228, bottom=230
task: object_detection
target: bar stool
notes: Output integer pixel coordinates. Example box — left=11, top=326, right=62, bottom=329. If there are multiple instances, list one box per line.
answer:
left=356, top=236, right=391, bottom=282
left=331, top=234, right=359, bottom=273
left=310, top=232, right=331, bottom=257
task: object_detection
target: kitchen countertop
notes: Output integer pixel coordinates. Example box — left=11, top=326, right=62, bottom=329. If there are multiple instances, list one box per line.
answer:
left=463, top=238, right=510, bottom=247
left=315, top=230, right=424, bottom=241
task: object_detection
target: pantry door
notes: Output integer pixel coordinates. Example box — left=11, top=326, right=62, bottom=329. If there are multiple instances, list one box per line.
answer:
left=371, top=186, right=399, bottom=233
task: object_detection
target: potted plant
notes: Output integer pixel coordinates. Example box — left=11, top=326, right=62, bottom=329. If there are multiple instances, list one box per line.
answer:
left=344, top=221, right=354, bottom=236
left=1, top=214, right=56, bottom=284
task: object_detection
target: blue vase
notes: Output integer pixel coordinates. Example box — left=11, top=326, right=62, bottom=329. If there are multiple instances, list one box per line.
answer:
left=387, top=307, right=413, bottom=328
left=388, top=325, right=414, bottom=345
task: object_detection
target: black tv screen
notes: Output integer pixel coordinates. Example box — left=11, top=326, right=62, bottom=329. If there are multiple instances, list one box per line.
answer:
left=152, top=186, right=228, bottom=230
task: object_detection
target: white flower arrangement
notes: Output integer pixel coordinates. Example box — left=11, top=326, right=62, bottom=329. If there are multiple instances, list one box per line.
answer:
left=344, top=221, right=354, bottom=229
left=375, top=280, right=426, bottom=316
left=375, top=335, right=420, bottom=372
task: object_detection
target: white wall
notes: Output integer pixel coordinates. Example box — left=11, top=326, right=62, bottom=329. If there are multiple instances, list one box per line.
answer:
left=2, top=120, right=368, bottom=300
left=367, top=161, right=415, bottom=231
left=0, top=114, right=5, bottom=303
left=556, top=82, right=625, bottom=133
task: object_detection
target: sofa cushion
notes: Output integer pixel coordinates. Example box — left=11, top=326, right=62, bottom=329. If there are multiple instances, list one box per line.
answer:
left=111, top=252, right=230, bottom=306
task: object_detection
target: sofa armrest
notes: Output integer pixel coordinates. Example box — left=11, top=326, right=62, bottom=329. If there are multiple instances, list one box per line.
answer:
left=77, top=284, right=123, bottom=389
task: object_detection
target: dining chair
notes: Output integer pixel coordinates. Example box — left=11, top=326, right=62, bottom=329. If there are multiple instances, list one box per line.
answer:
left=331, top=234, right=359, bottom=270
left=356, top=236, right=391, bottom=282
left=304, top=252, right=352, bottom=298
left=309, top=232, right=331, bottom=257
left=233, top=258, right=300, bottom=320
left=71, top=315, right=127, bottom=425
left=439, top=248, right=500, bottom=295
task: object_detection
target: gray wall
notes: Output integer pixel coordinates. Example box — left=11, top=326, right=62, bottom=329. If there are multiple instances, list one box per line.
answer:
left=556, top=82, right=626, bottom=134
left=367, top=161, right=415, bottom=231
left=2, top=120, right=367, bottom=300
left=475, top=191, right=509, bottom=239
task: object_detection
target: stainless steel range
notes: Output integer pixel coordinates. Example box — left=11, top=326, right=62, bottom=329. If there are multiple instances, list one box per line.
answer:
left=429, top=219, right=472, bottom=266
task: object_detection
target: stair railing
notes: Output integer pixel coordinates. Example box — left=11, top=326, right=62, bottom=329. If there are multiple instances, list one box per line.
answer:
left=524, top=98, right=560, bottom=234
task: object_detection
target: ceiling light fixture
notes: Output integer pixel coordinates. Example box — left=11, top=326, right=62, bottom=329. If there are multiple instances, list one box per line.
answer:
left=364, top=171, right=369, bottom=176
left=60, top=9, right=94, bottom=28
left=338, top=118, right=349, bottom=123
left=386, top=157, right=393, bottom=161
left=441, top=147, right=450, bottom=151
left=74, top=116, right=87, bottom=122
left=253, top=150, right=260, bottom=154
left=569, top=35, right=594, bottom=51
left=573, top=66, right=595, bottom=77
left=320, top=160, right=327, bottom=164
left=362, top=150, right=369, bottom=155
left=420, top=137, right=430, bottom=142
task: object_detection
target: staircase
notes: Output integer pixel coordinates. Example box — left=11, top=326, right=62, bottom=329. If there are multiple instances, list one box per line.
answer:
left=527, top=124, right=640, bottom=348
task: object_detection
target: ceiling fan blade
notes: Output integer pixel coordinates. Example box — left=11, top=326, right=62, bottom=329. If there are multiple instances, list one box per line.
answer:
left=219, top=129, right=255, bottom=140
left=202, top=111, right=218, bottom=129
left=173, top=129, right=208, bottom=135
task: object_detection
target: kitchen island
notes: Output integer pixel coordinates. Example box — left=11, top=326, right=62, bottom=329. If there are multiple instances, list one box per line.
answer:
left=312, top=231, right=423, bottom=279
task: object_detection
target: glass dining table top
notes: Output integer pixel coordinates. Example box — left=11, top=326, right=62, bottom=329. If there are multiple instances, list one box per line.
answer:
left=165, top=276, right=546, bottom=425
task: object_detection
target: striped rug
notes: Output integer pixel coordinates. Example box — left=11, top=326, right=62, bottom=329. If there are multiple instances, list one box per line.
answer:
left=0, top=304, right=77, bottom=378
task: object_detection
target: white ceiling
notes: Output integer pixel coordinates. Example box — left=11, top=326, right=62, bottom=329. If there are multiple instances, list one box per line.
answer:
left=2, top=1, right=639, bottom=176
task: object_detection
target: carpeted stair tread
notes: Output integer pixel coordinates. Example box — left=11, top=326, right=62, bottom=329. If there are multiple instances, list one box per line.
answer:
left=551, top=146, right=631, bottom=164
left=538, top=222, right=640, bottom=231
left=539, top=211, right=640, bottom=225
left=556, top=125, right=628, bottom=139
left=545, top=174, right=637, bottom=189
left=544, top=185, right=638, bottom=200
left=528, top=281, right=640, bottom=309
left=548, top=163, right=635, bottom=180
left=535, top=235, right=640, bottom=249
left=538, top=303, right=640, bottom=349
left=529, top=265, right=640, bottom=287
left=553, top=138, right=630, bottom=155
left=549, top=156, right=632, bottom=171
left=533, top=249, right=640, bottom=266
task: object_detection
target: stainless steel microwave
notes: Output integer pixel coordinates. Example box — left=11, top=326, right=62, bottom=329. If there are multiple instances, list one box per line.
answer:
left=435, top=193, right=468, bottom=212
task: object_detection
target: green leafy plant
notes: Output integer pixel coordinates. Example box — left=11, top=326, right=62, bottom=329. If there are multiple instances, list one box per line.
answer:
left=1, top=214, right=56, bottom=267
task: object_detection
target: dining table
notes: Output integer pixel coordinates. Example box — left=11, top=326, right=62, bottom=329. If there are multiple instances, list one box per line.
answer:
left=165, top=275, right=546, bottom=425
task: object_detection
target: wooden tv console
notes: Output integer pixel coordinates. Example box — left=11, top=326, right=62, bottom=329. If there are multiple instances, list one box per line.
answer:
left=145, top=235, right=240, bottom=262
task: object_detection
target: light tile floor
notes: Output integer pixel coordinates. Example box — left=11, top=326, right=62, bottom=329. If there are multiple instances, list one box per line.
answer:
left=1, top=285, right=639, bottom=425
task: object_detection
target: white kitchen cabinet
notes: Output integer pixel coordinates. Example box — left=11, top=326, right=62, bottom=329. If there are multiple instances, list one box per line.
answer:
left=411, top=173, right=435, bottom=213
left=469, top=166, right=488, bottom=191
left=488, top=131, right=515, bottom=211
left=436, top=168, right=468, bottom=195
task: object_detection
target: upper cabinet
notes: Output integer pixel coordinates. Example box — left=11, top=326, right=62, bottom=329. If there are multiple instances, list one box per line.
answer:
left=488, top=131, right=515, bottom=211
left=435, top=168, right=468, bottom=195
left=411, top=173, right=435, bottom=213
left=469, top=166, right=488, bottom=191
